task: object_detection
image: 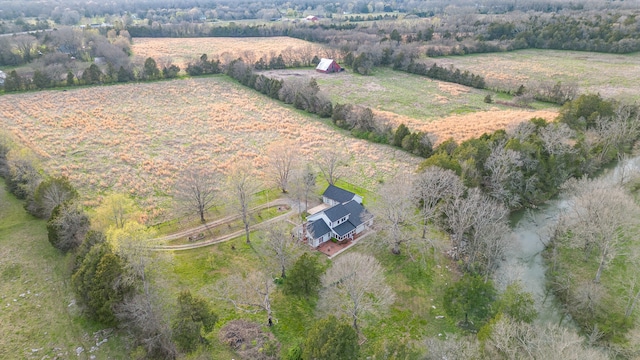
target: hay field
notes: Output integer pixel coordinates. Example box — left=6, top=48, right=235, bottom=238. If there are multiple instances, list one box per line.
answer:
left=131, top=37, right=324, bottom=69
left=0, top=76, right=419, bottom=221
left=308, top=67, right=558, bottom=143
left=434, top=49, right=640, bottom=102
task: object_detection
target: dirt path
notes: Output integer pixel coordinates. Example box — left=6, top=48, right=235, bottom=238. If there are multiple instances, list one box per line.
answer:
left=150, top=198, right=302, bottom=251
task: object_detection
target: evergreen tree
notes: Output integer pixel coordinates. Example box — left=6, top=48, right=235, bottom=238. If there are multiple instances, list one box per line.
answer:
left=302, top=316, right=359, bottom=360
left=284, top=253, right=322, bottom=298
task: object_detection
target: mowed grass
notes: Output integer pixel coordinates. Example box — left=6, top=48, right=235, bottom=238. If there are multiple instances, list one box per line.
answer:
left=0, top=75, right=420, bottom=221
left=436, top=49, right=640, bottom=103
left=314, top=67, right=553, bottom=119
left=0, top=181, right=127, bottom=359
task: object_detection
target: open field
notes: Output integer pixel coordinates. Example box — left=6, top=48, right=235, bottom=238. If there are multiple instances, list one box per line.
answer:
left=0, top=181, right=127, bottom=359
left=435, top=49, right=640, bottom=103
left=270, top=67, right=559, bottom=144
left=0, top=76, right=420, bottom=221
left=131, top=36, right=325, bottom=69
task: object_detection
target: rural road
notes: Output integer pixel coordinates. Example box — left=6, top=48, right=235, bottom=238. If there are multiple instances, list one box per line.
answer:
left=150, top=198, right=303, bottom=251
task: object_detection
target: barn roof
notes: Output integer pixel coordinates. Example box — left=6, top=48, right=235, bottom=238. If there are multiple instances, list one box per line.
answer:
left=316, top=58, right=336, bottom=71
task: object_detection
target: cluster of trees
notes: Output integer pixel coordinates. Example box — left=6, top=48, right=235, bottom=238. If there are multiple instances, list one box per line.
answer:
left=406, top=61, right=486, bottom=89
left=0, top=27, right=131, bottom=67
left=0, top=132, right=222, bottom=359
left=416, top=95, right=638, bottom=209
left=546, top=176, right=640, bottom=348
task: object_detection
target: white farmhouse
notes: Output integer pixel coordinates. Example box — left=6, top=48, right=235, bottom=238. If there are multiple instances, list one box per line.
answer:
left=304, top=185, right=371, bottom=248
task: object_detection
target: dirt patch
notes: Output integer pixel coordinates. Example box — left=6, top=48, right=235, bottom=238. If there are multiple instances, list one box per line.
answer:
left=437, top=81, right=470, bottom=96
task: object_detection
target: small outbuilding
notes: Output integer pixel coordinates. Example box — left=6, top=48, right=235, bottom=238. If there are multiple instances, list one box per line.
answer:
left=315, top=58, right=342, bottom=73
left=0, top=70, right=5, bottom=85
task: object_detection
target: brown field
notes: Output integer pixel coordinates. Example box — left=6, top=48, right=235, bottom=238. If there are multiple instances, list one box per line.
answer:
left=131, top=37, right=325, bottom=69
left=0, top=76, right=420, bottom=221
left=378, top=108, right=559, bottom=144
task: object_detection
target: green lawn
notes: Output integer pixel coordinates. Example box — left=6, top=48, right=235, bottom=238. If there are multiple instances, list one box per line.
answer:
left=0, top=180, right=127, bottom=359
left=315, top=67, right=554, bottom=121
left=159, top=222, right=458, bottom=358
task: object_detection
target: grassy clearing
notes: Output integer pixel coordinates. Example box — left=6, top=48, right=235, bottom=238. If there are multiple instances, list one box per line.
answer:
left=305, top=67, right=558, bottom=144
left=157, top=221, right=458, bottom=358
left=436, top=49, right=640, bottom=103
left=0, top=180, right=127, bottom=359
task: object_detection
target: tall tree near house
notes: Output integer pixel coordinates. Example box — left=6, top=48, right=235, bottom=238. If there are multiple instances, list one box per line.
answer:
left=266, top=140, right=297, bottom=193
left=284, top=253, right=323, bottom=298
left=413, top=166, right=464, bottom=239
left=303, top=316, right=359, bottom=360
left=215, top=270, right=275, bottom=327
left=288, top=162, right=317, bottom=215
left=174, top=168, right=218, bottom=223
left=444, top=188, right=510, bottom=278
left=319, top=252, right=394, bottom=333
left=371, top=175, right=418, bottom=255
left=226, top=161, right=260, bottom=244
left=259, top=222, right=300, bottom=278
left=316, top=147, right=349, bottom=185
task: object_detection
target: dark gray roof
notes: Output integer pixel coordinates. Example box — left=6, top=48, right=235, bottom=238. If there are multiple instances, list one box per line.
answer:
left=333, top=221, right=356, bottom=236
left=308, top=220, right=331, bottom=239
left=323, top=203, right=349, bottom=222
left=323, top=184, right=356, bottom=204
left=343, top=200, right=367, bottom=227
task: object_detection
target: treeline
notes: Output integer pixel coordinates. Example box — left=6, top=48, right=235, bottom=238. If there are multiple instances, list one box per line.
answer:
left=419, top=94, right=638, bottom=208
left=2, top=56, right=179, bottom=92
left=0, top=133, right=218, bottom=359
left=406, top=61, right=485, bottom=89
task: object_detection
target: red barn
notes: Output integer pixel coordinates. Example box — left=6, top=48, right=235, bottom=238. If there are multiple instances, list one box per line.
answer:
left=315, top=58, right=342, bottom=73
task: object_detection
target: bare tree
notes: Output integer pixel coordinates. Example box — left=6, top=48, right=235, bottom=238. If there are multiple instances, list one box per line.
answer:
left=444, top=188, right=510, bottom=278
left=116, top=291, right=177, bottom=359
left=591, top=106, right=640, bottom=165
left=289, top=163, right=317, bottom=213
left=216, top=271, right=275, bottom=326
left=319, top=252, right=394, bottom=333
left=316, top=148, right=349, bottom=185
left=371, top=175, right=418, bottom=255
left=174, top=168, right=218, bottom=223
left=413, top=166, right=464, bottom=239
left=265, top=140, right=298, bottom=193
left=259, top=222, right=300, bottom=278
left=13, top=34, right=36, bottom=63
left=484, top=144, right=525, bottom=208
left=539, top=122, right=577, bottom=156
left=226, top=162, right=260, bottom=244
left=108, top=221, right=176, bottom=359
left=560, top=177, right=639, bottom=283
left=486, top=316, right=608, bottom=360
